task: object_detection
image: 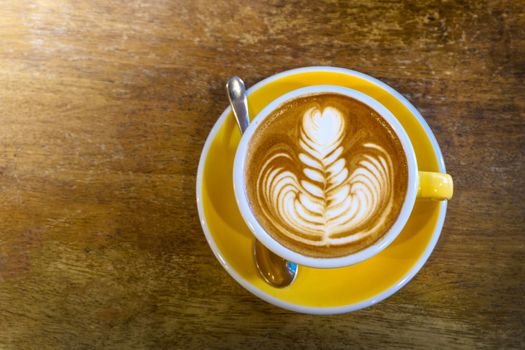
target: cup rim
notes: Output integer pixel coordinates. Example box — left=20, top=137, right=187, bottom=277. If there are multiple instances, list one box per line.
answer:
left=233, top=85, right=418, bottom=268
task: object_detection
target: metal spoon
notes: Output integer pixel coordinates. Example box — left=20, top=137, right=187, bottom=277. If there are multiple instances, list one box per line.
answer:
left=226, top=76, right=298, bottom=288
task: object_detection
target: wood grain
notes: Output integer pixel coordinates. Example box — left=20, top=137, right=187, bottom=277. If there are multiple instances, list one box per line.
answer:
left=0, top=0, right=523, bottom=348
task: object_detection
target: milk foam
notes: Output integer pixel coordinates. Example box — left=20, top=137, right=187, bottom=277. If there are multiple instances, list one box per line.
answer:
left=256, top=106, right=394, bottom=247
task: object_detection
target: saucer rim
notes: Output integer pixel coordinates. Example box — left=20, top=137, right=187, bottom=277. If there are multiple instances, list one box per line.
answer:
left=196, top=66, right=447, bottom=314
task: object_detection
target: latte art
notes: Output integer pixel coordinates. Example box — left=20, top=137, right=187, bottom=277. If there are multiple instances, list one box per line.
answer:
left=258, top=107, right=394, bottom=245
left=245, top=94, right=408, bottom=258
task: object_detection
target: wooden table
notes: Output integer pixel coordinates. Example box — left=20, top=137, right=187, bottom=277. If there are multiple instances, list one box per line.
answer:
left=0, top=1, right=523, bottom=348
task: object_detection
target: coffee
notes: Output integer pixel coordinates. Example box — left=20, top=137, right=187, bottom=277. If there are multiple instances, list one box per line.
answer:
left=244, top=93, right=408, bottom=258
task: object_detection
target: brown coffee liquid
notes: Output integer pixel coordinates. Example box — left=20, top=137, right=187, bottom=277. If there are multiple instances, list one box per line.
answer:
left=245, top=93, right=408, bottom=258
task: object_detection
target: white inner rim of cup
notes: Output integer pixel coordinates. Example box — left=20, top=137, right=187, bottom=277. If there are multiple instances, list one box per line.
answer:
left=233, top=85, right=418, bottom=268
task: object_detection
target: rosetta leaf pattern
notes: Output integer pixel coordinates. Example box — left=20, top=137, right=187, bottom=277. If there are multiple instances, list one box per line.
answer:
left=257, top=106, right=393, bottom=246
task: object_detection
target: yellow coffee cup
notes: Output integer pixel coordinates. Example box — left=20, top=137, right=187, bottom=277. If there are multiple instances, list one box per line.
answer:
left=233, top=85, right=453, bottom=268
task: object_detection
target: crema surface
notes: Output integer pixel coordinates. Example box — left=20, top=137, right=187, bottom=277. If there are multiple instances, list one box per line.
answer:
left=245, top=93, right=408, bottom=258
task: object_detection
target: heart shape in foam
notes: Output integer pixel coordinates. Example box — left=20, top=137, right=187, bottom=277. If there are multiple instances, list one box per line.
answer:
left=304, top=107, right=344, bottom=150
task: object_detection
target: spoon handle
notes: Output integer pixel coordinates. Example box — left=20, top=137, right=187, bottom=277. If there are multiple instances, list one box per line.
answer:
left=226, top=76, right=250, bottom=134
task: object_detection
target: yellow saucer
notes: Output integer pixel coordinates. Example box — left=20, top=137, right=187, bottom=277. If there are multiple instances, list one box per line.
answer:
left=196, top=67, right=447, bottom=314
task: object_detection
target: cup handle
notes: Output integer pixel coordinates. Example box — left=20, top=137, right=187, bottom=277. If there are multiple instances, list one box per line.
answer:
left=417, top=171, right=454, bottom=200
